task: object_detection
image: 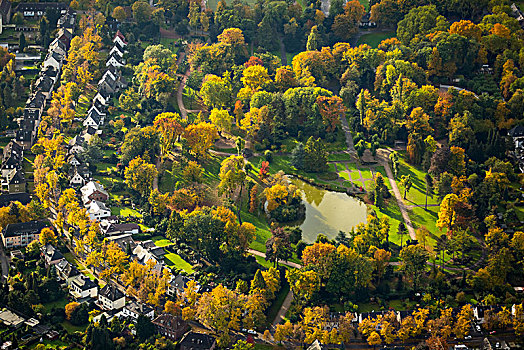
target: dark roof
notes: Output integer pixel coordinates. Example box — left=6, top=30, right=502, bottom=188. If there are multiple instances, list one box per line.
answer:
left=107, top=51, right=124, bottom=65
left=125, top=300, right=154, bottom=315
left=7, top=169, right=25, bottom=185
left=24, top=108, right=41, bottom=120
left=27, top=91, right=45, bottom=109
left=105, top=223, right=139, bottom=235
left=149, top=246, right=166, bottom=258
left=106, top=65, right=120, bottom=78
left=0, top=192, right=31, bottom=207
left=97, top=88, right=111, bottom=100
left=3, top=140, right=23, bottom=160
left=170, top=275, right=192, bottom=293
left=16, top=129, right=33, bottom=142
left=86, top=111, right=101, bottom=124
left=3, top=220, right=47, bottom=237
left=93, top=99, right=106, bottom=112
left=66, top=153, right=81, bottom=164
left=41, top=66, right=59, bottom=79
left=50, top=37, right=66, bottom=51
left=56, top=259, right=79, bottom=278
left=57, top=12, right=75, bottom=28
left=106, top=233, right=136, bottom=251
left=84, top=126, right=98, bottom=136
left=153, top=313, right=189, bottom=331
left=112, top=40, right=125, bottom=54
left=99, top=284, right=124, bottom=301
left=179, top=332, right=216, bottom=350
left=72, top=275, right=97, bottom=291
left=43, top=244, right=64, bottom=262
left=0, top=0, right=12, bottom=20
left=36, top=76, right=54, bottom=92
left=509, top=125, right=524, bottom=137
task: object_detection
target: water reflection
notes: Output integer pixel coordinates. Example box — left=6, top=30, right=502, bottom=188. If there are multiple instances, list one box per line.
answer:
left=289, top=178, right=368, bottom=243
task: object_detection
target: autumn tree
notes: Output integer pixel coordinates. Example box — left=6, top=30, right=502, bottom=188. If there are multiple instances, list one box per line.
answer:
left=400, top=244, right=429, bottom=290
left=316, top=95, right=344, bottom=132
left=112, top=6, right=127, bottom=22
left=154, top=112, right=185, bottom=159
left=332, top=0, right=365, bottom=40
left=124, top=156, right=158, bottom=197
left=184, top=122, right=219, bottom=159
left=218, top=156, right=246, bottom=221
left=39, top=227, right=57, bottom=246
left=209, top=108, right=233, bottom=135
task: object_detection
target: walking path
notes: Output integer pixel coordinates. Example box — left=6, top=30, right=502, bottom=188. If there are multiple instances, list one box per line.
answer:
left=272, top=290, right=293, bottom=328
left=339, top=114, right=357, bottom=156
left=247, top=249, right=302, bottom=269
left=378, top=149, right=417, bottom=240
left=177, top=67, right=191, bottom=119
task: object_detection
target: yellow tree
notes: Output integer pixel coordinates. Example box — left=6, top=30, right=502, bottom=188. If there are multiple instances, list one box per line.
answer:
left=153, top=112, right=185, bottom=159
left=241, top=65, right=271, bottom=93
left=436, top=193, right=459, bottom=234
left=209, top=108, right=233, bottom=135
left=218, top=156, right=246, bottom=221
left=184, top=122, right=219, bottom=159
left=124, top=156, right=158, bottom=197
left=453, top=305, right=474, bottom=339
left=39, top=227, right=57, bottom=246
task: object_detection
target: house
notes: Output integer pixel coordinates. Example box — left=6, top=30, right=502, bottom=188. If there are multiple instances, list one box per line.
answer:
left=26, top=91, right=46, bottom=115
left=1, top=220, right=47, bottom=249
left=15, top=127, right=35, bottom=150
left=102, top=222, right=140, bottom=236
left=56, top=258, right=79, bottom=285
left=152, top=314, right=190, bottom=341
left=82, top=126, right=102, bottom=143
left=42, top=244, right=64, bottom=267
left=43, top=51, right=63, bottom=71
left=68, top=135, right=86, bottom=154
left=57, top=10, right=75, bottom=31
left=98, top=73, right=118, bottom=95
left=23, top=107, right=41, bottom=122
left=121, top=300, right=155, bottom=320
left=179, top=332, right=216, bottom=350
left=0, top=192, right=31, bottom=207
left=1, top=140, right=23, bottom=177
left=307, top=340, right=326, bottom=350
left=509, top=125, right=524, bottom=173
left=87, top=105, right=106, bottom=120
left=70, top=275, right=98, bottom=300
left=2, top=169, right=26, bottom=193
left=69, top=168, right=88, bottom=187
left=10, top=249, right=24, bottom=260
left=93, top=89, right=111, bottom=106
left=106, top=233, right=136, bottom=252
left=106, top=53, right=124, bottom=68
left=167, top=274, right=198, bottom=297
left=113, top=30, right=127, bottom=47
left=67, top=153, right=81, bottom=167
left=133, top=241, right=166, bottom=269
left=109, top=43, right=125, bottom=58
left=81, top=181, right=108, bottom=205
left=98, top=284, right=125, bottom=310
left=0, top=0, right=12, bottom=34
left=56, top=27, right=72, bottom=48
left=15, top=2, right=67, bottom=19
left=86, top=200, right=111, bottom=221
left=48, top=37, right=67, bottom=57
left=359, top=13, right=376, bottom=28
left=35, top=75, right=55, bottom=99
left=83, top=110, right=103, bottom=128
left=41, top=66, right=60, bottom=85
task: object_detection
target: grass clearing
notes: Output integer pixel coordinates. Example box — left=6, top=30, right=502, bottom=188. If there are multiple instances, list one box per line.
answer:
left=165, top=253, right=194, bottom=273
left=339, top=171, right=350, bottom=181
left=356, top=31, right=396, bottom=48
left=111, top=206, right=143, bottom=217
left=152, top=236, right=173, bottom=247
left=61, top=321, right=88, bottom=334
left=351, top=171, right=361, bottom=180
left=243, top=211, right=271, bottom=253
left=397, top=156, right=439, bottom=206
left=328, top=153, right=353, bottom=161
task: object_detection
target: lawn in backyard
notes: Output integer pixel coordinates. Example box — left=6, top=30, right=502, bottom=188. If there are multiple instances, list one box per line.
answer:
left=61, top=321, right=88, bottom=334
left=356, top=31, right=396, bottom=48
left=152, top=236, right=173, bottom=247
left=164, top=253, right=194, bottom=273
left=42, top=298, right=68, bottom=313
left=110, top=206, right=143, bottom=217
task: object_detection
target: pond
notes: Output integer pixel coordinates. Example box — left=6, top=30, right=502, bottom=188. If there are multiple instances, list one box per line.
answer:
left=289, top=178, right=368, bottom=243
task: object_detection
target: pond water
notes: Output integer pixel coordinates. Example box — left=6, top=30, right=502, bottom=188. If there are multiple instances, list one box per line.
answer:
left=289, top=178, right=368, bottom=243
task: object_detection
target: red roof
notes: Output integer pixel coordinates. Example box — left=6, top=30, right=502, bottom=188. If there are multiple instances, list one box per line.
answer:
left=114, top=30, right=127, bottom=45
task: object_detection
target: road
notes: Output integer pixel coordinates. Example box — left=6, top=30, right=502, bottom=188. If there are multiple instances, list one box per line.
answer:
left=0, top=242, right=8, bottom=282
left=272, top=289, right=293, bottom=328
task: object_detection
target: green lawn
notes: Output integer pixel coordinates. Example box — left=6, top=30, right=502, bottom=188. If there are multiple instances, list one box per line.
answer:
left=151, top=236, right=173, bottom=247
left=373, top=166, right=392, bottom=189
left=350, top=171, right=361, bottom=180
left=360, top=168, right=372, bottom=179
left=397, top=157, right=439, bottom=206
left=370, top=199, right=405, bottom=247
left=42, top=298, right=68, bottom=313
left=356, top=31, right=396, bottom=48
left=110, top=206, right=143, bottom=217
left=242, top=211, right=271, bottom=253
left=30, top=340, right=73, bottom=349
left=165, top=253, right=194, bottom=273
left=339, top=171, right=350, bottom=181
left=61, top=321, right=88, bottom=334
left=328, top=153, right=353, bottom=161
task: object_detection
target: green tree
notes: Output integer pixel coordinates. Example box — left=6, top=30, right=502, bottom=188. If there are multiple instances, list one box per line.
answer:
left=132, top=1, right=152, bottom=23
left=19, top=33, right=26, bottom=52
left=304, top=137, right=327, bottom=172
left=136, top=314, right=155, bottom=341
left=218, top=156, right=246, bottom=222
left=400, top=244, right=429, bottom=291
left=209, top=108, right=233, bottom=135
left=399, top=175, right=413, bottom=200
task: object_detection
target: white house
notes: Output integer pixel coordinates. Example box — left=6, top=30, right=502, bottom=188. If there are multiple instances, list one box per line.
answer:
left=69, top=169, right=87, bottom=187
left=113, top=30, right=127, bottom=47
left=106, top=55, right=124, bottom=68
left=67, top=154, right=81, bottom=167
left=43, top=51, right=63, bottom=71
left=109, top=45, right=124, bottom=59
left=81, top=181, right=108, bottom=205
left=87, top=200, right=111, bottom=221
left=70, top=275, right=98, bottom=300
left=98, top=284, right=125, bottom=310
left=93, top=90, right=110, bottom=106
left=121, top=301, right=154, bottom=320
left=48, top=38, right=67, bottom=57
left=83, top=114, right=101, bottom=128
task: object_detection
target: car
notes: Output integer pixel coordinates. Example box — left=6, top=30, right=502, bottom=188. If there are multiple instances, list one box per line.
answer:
left=247, top=329, right=257, bottom=335
left=496, top=342, right=500, bottom=348
left=476, top=326, right=481, bottom=332
left=465, top=336, right=472, bottom=340
left=490, top=330, right=496, bottom=334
